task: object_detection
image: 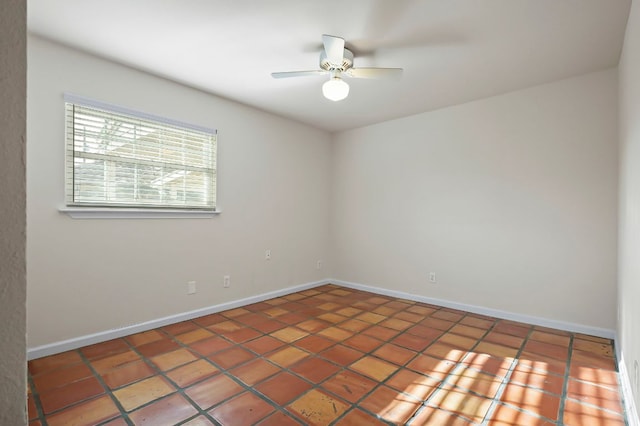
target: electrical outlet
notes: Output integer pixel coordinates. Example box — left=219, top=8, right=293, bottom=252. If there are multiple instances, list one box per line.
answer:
left=223, top=275, right=230, bottom=288
left=429, top=272, right=437, bottom=283
left=265, top=249, right=271, bottom=261
left=316, top=260, right=323, bottom=270
left=187, top=281, right=196, bottom=294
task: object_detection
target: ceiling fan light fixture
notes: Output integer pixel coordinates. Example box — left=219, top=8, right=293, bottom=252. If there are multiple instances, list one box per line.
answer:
left=322, top=77, right=349, bottom=101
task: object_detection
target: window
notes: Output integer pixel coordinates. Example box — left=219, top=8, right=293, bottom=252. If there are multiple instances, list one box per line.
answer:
left=64, top=95, right=217, bottom=212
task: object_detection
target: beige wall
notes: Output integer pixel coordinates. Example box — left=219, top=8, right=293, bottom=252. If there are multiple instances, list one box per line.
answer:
left=0, top=0, right=27, bottom=423
left=27, top=36, right=333, bottom=348
left=27, top=33, right=622, bottom=355
left=618, top=0, right=640, bottom=410
left=331, top=69, right=618, bottom=330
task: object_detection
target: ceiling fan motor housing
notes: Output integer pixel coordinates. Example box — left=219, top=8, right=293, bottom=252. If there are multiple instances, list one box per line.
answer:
left=320, top=48, right=354, bottom=72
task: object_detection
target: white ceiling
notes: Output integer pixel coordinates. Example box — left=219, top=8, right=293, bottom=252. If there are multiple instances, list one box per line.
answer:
left=28, top=0, right=631, bottom=132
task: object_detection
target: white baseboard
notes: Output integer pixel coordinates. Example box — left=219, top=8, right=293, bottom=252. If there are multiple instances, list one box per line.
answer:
left=331, top=279, right=616, bottom=339
left=27, top=279, right=331, bottom=360
left=618, top=350, right=640, bottom=426
left=28, top=277, right=636, bottom=422
left=27, top=277, right=615, bottom=359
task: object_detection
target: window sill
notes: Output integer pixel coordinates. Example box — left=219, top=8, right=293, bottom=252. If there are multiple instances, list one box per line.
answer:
left=59, top=206, right=220, bottom=219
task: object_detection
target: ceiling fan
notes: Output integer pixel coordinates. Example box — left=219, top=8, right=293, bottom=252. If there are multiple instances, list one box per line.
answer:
left=271, top=34, right=403, bottom=102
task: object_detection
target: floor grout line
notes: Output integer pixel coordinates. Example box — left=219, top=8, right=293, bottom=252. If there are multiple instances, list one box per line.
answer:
left=327, top=305, right=450, bottom=425
left=479, top=325, right=535, bottom=426
left=556, top=332, right=575, bottom=425
left=123, top=331, right=222, bottom=425
left=27, top=374, right=48, bottom=426
left=78, top=348, right=137, bottom=426
left=406, top=313, right=502, bottom=425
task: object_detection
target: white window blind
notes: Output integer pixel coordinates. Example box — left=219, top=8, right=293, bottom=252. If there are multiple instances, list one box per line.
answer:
left=65, top=95, right=217, bottom=211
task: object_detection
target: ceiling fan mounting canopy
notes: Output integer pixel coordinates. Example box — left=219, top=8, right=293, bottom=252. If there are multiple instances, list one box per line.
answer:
left=320, top=48, right=354, bottom=73
left=272, top=34, right=402, bottom=101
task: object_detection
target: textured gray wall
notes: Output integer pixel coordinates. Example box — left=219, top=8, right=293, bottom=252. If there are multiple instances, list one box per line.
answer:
left=0, top=0, right=27, bottom=424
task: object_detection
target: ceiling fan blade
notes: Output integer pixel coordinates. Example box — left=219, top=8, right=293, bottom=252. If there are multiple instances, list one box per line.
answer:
left=322, top=34, right=345, bottom=65
left=346, top=67, right=403, bottom=79
left=271, top=70, right=327, bottom=79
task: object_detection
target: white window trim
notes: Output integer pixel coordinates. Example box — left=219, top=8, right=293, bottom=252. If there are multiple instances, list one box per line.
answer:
left=63, top=93, right=218, bottom=216
left=59, top=205, right=221, bottom=219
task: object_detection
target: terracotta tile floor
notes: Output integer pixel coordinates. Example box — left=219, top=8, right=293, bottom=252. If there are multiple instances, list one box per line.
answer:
left=28, top=284, right=629, bottom=425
